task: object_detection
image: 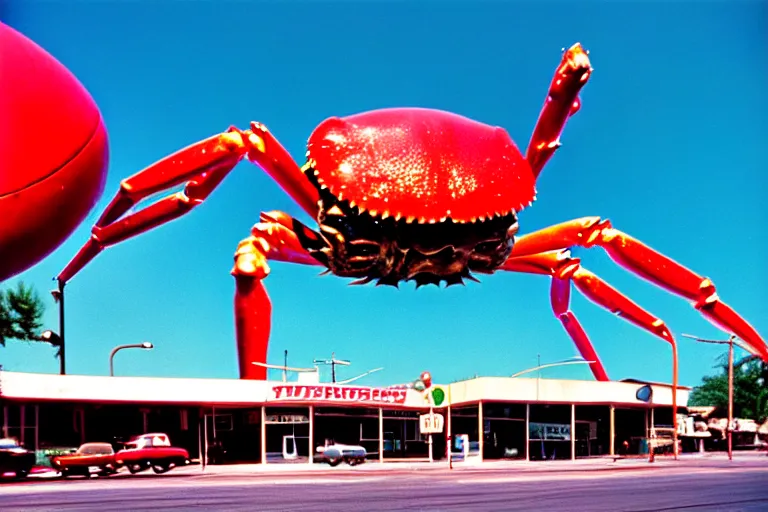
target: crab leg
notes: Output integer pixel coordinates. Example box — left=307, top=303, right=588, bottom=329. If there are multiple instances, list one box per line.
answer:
left=502, top=249, right=680, bottom=457
left=526, top=43, right=592, bottom=179
left=233, top=211, right=325, bottom=380
left=57, top=123, right=320, bottom=284
left=509, top=217, right=768, bottom=360
left=502, top=250, right=678, bottom=382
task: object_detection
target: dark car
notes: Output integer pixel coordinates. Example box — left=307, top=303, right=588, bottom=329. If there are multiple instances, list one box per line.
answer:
left=0, top=438, right=36, bottom=480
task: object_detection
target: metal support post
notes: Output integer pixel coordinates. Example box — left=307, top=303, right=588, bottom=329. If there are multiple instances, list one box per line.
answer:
left=571, top=403, right=576, bottom=460
left=609, top=405, right=615, bottom=456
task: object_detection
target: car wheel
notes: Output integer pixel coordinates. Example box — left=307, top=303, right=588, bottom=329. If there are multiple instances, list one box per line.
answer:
left=15, top=470, right=28, bottom=480
left=327, top=456, right=342, bottom=467
left=127, top=464, right=144, bottom=474
left=151, top=464, right=171, bottom=474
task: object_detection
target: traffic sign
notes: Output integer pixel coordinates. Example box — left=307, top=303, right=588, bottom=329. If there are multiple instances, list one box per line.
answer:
left=419, top=412, right=444, bottom=434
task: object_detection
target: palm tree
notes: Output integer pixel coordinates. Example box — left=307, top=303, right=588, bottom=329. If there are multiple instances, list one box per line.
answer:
left=689, top=351, right=768, bottom=422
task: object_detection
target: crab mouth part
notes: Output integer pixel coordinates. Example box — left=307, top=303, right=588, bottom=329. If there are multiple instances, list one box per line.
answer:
left=298, top=167, right=519, bottom=288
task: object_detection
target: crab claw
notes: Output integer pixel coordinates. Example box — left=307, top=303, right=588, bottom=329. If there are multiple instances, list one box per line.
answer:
left=232, top=237, right=271, bottom=279
left=559, top=43, right=592, bottom=85
left=526, top=42, right=593, bottom=179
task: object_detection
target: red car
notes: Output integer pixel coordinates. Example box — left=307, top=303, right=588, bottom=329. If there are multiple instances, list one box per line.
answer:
left=51, top=442, right=119, bottom=477
left=53, top=433, right=189, bottom=477
left=115, top=433, right=190, bottom=474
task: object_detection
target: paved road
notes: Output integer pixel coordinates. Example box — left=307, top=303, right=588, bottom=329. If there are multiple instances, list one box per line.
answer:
left=2, top=461, right=766, bottom=511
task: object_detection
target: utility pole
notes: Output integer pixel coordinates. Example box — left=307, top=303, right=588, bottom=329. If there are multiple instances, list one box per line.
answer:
left=682, top=333, right=741, bottom=461
left=313, top=352, right=351, bottom=383
left=728, top=337, right=734, bottom=460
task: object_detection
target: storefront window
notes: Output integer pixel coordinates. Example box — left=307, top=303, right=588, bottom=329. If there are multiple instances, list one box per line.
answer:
left=264, top=406, right=310, bottom=463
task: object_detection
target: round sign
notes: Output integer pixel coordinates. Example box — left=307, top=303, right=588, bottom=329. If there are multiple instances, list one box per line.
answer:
left=431, top=387, right=445, bottom=407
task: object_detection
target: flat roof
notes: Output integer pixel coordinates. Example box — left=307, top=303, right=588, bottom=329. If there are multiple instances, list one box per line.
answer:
left=0, top=371, right=688, bottom=409
left=620, top=378, right=693, bottom=391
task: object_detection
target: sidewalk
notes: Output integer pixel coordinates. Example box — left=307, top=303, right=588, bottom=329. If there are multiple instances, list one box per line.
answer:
left=25, top=451, right=765, bottom=480
left=179, top=451, right=765, bottom=476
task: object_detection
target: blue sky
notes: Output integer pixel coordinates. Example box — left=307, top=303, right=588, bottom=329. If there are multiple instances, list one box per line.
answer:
left=2, top=1, right=765, bottom=389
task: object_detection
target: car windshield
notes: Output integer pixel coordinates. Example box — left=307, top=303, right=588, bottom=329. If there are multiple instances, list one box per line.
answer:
left=125, top=434, right=171, bottom=449
left=78, top=443, right=114, bottom=455
left=0, top=438, right=21, bottom=449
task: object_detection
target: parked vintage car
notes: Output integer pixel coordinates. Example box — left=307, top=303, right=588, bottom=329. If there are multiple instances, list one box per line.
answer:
left=115, top=433, right=190, bottom=474
left=51, top=442, right=118, bottom=477
left=316, top=439, right=367, bottom=467
left=0, top=438, right=36, bottom=479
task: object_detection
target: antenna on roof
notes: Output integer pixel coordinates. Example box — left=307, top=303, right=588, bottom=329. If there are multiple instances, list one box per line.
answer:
left=312, top=352, right=351, bottom=383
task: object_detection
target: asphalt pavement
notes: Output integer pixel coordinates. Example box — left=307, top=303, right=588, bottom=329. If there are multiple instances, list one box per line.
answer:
left=1, top=455, right=767, bottom=511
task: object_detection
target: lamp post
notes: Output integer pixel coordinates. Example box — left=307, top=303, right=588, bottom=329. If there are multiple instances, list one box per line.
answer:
left=682, top=333, right=745, bottom=461
left=109, top=342, right=154, bottom=376
left=50, top=283, right=65, bottom=375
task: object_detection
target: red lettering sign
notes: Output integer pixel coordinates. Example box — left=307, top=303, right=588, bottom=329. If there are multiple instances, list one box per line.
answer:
left=271, top=385, right=407, bottom=405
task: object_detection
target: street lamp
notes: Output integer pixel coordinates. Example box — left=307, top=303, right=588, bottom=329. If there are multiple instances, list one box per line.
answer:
left=251, top=358, right=381, bottom=385
left=682, top=333, right=746, bottom=461
left=510, top=356, right=596, bottom=378
left=512, top=355, right=596, bottom=406
left=109, top=342, right=154, bottom=376
left=251, top=361, right=319, bottom=382
left=39, top=330, right=64, bottom=373
left=50, top=284, right=66, bottom=375
left=336, top=367, right=384, bottom=385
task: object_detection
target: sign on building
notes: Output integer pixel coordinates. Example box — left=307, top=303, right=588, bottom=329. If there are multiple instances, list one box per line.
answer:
left=271, top=384, right=408, bottom=405
left=419, top=412, right=445, bottom=434
left=265, top=414, right=309, bottom=425
left=528, top=422, right=571, bottom=441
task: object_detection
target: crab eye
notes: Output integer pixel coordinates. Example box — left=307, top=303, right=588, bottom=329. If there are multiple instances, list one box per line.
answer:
left=474, top=239, right=504, bottom=254
left=349, top=240, right=380, bottom=256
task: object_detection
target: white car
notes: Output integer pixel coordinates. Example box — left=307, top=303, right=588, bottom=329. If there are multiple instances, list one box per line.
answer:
left=316, top=440, right=367, bottom=467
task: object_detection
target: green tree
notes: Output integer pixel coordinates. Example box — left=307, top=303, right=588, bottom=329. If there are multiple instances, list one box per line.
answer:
left=688, top=353, right=768, bottom=422
left=0, top=281, right=46, bottom=347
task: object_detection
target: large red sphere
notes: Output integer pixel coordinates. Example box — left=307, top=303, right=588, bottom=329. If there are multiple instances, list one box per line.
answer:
left=0, top=22, right=108, bottom=281
left=307, top=108, right=535, bottom=224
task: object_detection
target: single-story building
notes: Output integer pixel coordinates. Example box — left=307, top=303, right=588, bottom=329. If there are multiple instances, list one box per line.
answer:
left=0, top=370, right=689, bottom=464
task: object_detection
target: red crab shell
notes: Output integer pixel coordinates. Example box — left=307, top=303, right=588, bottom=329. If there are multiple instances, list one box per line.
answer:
left=306, top=108, right=536, bottom=223
left=0, top=22, right=108, bottom=281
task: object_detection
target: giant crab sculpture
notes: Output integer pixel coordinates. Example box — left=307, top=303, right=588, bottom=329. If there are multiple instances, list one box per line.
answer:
left=56, top=43, right=767, bottom=391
